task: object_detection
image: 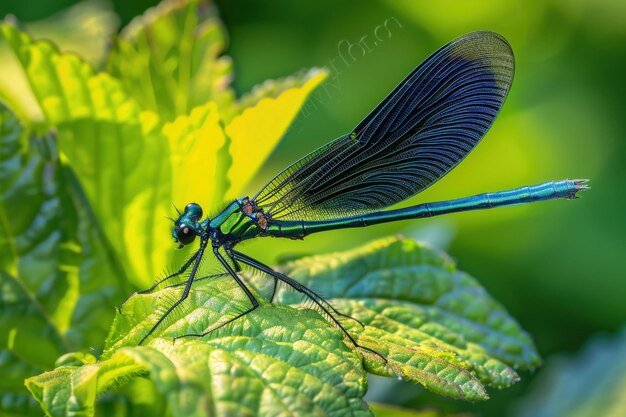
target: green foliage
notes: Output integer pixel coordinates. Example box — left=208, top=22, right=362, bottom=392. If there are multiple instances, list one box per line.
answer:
left=1, top=19, right=173, bottom=286
left=107, top=0, right=234, bottom=122
left=0, top=103, right=123, bottom=415
left=0, top=1, right=326, bottom=288
left=0, top=0, right=119, bottom=122
left=0, top=1, right=541, bottom=416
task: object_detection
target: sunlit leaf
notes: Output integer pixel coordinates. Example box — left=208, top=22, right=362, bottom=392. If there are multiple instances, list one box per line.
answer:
left=107, top=0, right=234, bottom=122
left=27, top=275, right=372, bottom=417
left=225, top=69, right=328, bottom=196
left=0, top=104, right=122, bottom=416
left=163, top=101, right=227, bottom=210
left=267, top=237, right=539, bottom=400
left=1, top=15, right=328, bottom=286
left=0, top=1, right=118, bottom=124
left=107, top=0, right=331, bottom=200
left=0, top=22, right=178, bottom=287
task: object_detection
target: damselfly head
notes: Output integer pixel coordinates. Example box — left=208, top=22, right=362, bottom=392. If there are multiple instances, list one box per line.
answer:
left=171, top=202, right=205, bottom=247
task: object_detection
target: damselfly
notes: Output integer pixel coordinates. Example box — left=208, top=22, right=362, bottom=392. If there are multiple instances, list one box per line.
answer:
left=125, top=31, right=588, bottom=348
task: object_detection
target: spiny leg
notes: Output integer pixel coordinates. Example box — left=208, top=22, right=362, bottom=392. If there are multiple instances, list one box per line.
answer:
left=226, top=247, right=279, bottom=304
left=233, top=251, right=357, bottom=335
left=231, top=250, right=386, bottom=363
left=119, top=251, right=199, bottom=311
left=138, top=244, right=206, bottom=345
left=228, top=249, right=363, bottom=327
left=174, top=247, right=259, bottom=340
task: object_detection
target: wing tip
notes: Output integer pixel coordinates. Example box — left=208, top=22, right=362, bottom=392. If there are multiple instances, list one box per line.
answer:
left=449, top=31, right=514, bottom=63
left=455, top=30, right=512, bottom=49
left=446, top=31, right=515, bottom=98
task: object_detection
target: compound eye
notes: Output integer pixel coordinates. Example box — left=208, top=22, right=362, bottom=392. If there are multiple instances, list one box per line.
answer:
left=176, top=224, right=196, bottom=245
left=184, top=203, right=203, bottom=220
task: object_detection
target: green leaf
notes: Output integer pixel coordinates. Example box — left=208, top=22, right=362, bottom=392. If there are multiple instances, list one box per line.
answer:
left=162, top=101, right=228, bottom=213
left=107, top=0, right=234, bottom=122
left=23, top=0, right=119, bottom=67
left=27, top=275, right=372, bottom=417
left=269, top=237, right=540, bottom=401
left=1, top=15, right=327, bottom=286
left=0, top=21, right=140, bottom=129
left=0, top=1, right=119, bottom=124
left=224, top=69, right=328, bottom=197
left=106, top=0, right=329, bottom=198
left=0, top=103, right=123, bottom=416
left=515, top=326, right=626, bottom=417
left=106, top=0, right=327, bottom=129
left=0, top=21, right=175, bottom=287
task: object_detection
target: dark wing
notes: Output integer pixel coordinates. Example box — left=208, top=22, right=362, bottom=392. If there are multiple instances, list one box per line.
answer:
left=253, top=31, right=514, bottom=221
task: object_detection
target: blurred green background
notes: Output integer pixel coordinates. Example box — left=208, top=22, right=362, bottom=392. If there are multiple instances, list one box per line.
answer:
left=2, top=0, right=625, bottom=415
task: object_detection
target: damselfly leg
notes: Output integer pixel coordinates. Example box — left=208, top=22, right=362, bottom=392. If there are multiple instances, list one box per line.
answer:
left=231, top=251, right=385, bottom=363
left=173, top=247, right=259, bottom=341
left=138, top=244, right=207, bottom=345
